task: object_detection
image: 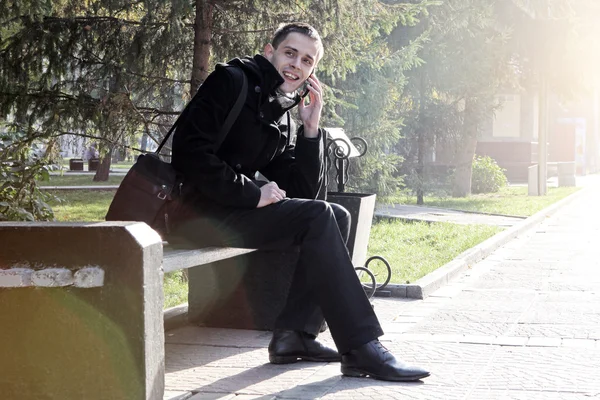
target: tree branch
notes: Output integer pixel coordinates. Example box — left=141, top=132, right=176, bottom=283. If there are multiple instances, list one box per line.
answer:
left=39, top=15, right=197, bottom=29
left=135, top=107, right=180, bottom=116
left=0, top=91, right=90, bottom=103
left=213, top=27, right=274, bottom=34
left=75, top=48, right=191, bottom=85
left=43, top=16, right=159, bottom=27
left=54, top=131, right=154, bottom=154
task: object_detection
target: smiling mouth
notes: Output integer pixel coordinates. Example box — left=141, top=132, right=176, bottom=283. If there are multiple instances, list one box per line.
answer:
left=283, top=71, right=299, bottom=81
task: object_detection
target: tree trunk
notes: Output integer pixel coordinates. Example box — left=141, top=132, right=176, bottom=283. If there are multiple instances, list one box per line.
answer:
left=416, top=71, right=426, bottom=205
left=43, top=138, right=57, bottom=160
left=93, top=146, right=113, bottom=182
left=140, top=133, right=148, bottom=152
left=452, top=97, right=479, bottom=197
left=416, top=130, right=425, bottom=205
left=191, top=0, right=213, bottom=95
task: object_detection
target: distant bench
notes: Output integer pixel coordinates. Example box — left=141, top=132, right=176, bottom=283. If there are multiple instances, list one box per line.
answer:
left=0, top=221, right=266, bottom=400
left=528, top=161, right=576, bottom=195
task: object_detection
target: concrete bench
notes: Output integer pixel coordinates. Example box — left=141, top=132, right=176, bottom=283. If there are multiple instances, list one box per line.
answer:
left=163, top=244, right=256, bottom=273
left=0, top=193, right=374, bottom=399
left=165, top=192, right=377, bottom=332
left=528, top=161, right=577, bottom=195
left=0, top=221, right=257, bottom=400
left=556, top=161, right=576, bottom=187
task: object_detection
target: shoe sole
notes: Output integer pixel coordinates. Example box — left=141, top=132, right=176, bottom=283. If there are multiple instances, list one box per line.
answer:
left=269, top=354, right=341, bottom=364
left=341, top=366, right=430, bottom=382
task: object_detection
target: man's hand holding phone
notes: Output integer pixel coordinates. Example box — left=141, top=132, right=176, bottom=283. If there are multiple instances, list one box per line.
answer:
left=300, top=78, right=312, bottom=99
left=298, top=74, right=322, bottom=139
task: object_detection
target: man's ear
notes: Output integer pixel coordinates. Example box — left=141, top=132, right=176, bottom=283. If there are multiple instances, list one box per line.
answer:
left=263, top=43, right=274, bottom=61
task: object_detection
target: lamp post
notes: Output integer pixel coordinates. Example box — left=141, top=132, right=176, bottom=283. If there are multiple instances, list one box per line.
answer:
left=538, top=69, right=549, bottom=195
left=536, top=2, right=550, bottom=196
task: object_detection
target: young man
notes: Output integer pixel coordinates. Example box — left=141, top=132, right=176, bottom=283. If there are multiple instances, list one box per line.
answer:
left=171, top=22, right=430, bottom=382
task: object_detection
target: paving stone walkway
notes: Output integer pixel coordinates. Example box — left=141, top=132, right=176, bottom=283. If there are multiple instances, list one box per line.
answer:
left=164, top=177, right=600, bottom=399
left=375, top=203, right=525, bottom=227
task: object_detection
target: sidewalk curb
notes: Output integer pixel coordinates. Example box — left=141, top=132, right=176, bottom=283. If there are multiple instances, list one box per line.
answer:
left=40, top=186, right=119, bottom=191
left=164, top=303, right=189, bottom=332
left=382, top=187, right=586, bottom=300
left=377, top=203, right=528, bottom=220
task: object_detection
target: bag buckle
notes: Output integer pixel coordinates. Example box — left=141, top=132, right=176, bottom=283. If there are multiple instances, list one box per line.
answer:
left=157, top=185, right=168, bottom=200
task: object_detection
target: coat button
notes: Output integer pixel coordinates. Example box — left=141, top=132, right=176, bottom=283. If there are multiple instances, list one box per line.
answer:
left=254, top=86, right=261, bottom=93
left=259, top=112, right=264, bottom=118
left=235, top=164, right=242, bottom=170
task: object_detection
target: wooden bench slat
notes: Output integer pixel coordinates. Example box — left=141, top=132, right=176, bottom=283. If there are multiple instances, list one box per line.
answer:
left=162, top=246, right=257, bottom=273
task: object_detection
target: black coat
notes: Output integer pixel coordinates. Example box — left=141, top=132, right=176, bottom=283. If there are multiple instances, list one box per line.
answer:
left=172, top=55, right=324, bottom=213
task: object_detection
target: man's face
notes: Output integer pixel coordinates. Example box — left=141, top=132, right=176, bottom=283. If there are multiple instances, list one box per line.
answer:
left=264, top=32, right=321, bottom=94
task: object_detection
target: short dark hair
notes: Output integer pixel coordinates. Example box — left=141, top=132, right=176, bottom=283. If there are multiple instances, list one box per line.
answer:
left=272, top=22, right=323, bottom=61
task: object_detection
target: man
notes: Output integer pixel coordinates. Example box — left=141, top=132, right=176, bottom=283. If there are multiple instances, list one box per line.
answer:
left=171, top=22, right=430, bottom=382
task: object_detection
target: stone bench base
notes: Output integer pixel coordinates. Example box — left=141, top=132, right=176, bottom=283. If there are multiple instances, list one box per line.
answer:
left=187, top=248, right=299, bottom=330
left=0, top=222, right=164, bottom=400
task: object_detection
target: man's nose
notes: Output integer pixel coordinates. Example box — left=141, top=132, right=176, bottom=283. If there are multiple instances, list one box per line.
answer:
left=291, top=57, right=301, bottom=69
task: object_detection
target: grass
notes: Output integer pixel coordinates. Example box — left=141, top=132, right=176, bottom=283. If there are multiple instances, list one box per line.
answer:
left=38, top=174, right=125, bottom=186
left=389, top=185, right=580, bottom=217
left=46, top=190, right=114, bottom=221
left=365, top=219, right=502, bottom=285
left=110, top=162, right=134, bottom=169
left=59, top=159, right=134, bottom=170
left=164, top=271, right=188, bottom=309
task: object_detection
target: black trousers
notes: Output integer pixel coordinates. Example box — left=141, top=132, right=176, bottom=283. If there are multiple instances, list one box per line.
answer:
left=174, top=198, right=383, bottom=353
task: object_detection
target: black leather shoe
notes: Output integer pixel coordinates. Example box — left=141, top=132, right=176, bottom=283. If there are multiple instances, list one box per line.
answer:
left=268, top=330, right=341, bottom=364
left=341, top=340, right=430, bottom=382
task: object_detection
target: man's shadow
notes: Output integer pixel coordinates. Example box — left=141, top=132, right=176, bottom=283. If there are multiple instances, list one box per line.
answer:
left=185, top=362, right=425, bottom=399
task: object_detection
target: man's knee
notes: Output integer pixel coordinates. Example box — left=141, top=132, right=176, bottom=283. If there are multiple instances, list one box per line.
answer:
left=329, top=202, right=351, bottom=241
left=307, top=201, right=351, bottom=229
left=295, top=200, right=339, bottom=228
left=303, top=200, right=352, bottom=239
left=290, top=200, right=350, bottom=235
left=329, top=203, right=351, bottom=226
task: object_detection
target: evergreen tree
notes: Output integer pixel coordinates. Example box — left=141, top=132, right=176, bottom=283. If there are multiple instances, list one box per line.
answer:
left=0, top=0, right=431, bottom=220
left=397, top=0, right=516, bottom=201
left=323, top=1, right=433, bottom=198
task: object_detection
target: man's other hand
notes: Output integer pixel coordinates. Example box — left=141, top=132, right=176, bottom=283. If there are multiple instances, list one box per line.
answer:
left=257, top=182, right=287, bottom=208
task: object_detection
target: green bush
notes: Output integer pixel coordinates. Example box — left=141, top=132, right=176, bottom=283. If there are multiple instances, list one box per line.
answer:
left=0, top=128, right=55, bottom=221
left=471, top=155, right=507, bottom=194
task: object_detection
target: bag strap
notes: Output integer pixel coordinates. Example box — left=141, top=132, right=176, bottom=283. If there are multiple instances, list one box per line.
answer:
left=155, top=66, right=248, bottom=154
left=286, top=111, right=291, bottom=147
left=214, top=67, right=248, bottom=149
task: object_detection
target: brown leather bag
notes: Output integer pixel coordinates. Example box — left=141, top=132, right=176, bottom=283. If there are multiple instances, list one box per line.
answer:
left=105, top=152, right=180, bottom=236
left=105, top=67, right=247, bottom=237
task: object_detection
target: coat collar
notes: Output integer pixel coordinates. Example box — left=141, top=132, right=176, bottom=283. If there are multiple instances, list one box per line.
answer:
left=249, top=55, right=300, bottom=119
left=253, top=54, right=285, bottom=95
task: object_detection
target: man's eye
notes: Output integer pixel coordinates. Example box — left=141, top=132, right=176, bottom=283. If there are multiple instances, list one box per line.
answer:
left=285, top=51, right=294, bottom=57
left=304, top=59, right=313, bottom=66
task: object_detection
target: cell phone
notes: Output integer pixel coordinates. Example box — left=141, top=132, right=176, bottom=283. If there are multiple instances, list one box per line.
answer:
left=299, top=75, right=313, bottom=99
